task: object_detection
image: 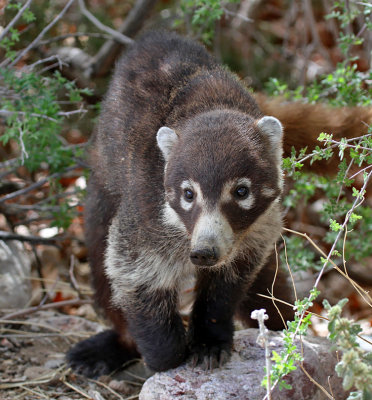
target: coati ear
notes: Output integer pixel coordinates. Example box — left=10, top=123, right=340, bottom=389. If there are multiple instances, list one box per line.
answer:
left=257, top=116, right=283, bottom=145
left=157, top=126, right=179, bottom=162
left=257, top=116, right=283, bottom=162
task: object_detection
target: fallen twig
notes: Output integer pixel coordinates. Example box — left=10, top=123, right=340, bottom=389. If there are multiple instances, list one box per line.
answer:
left=1, top=298, right=92, bottom=321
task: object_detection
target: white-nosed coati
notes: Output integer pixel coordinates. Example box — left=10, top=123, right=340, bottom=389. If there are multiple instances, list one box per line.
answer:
left=67, top=31, right=371, bottom=377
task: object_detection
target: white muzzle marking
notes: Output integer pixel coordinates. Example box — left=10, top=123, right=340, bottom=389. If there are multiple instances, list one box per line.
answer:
left=190, top=209, right=234, bottom=264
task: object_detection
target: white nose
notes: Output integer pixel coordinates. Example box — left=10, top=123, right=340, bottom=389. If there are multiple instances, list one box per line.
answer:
left=190, top=210, right=234, bottom=265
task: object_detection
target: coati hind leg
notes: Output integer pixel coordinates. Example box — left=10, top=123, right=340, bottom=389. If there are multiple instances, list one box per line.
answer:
left=67, top=329, right=139, bottom=378
left=236, top=254, right=295, bottom=330
left=67, top=175, right=140, bottom=377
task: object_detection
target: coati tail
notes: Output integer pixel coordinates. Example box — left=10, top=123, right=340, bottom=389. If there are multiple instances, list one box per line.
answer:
left=255, top=94, right=372, bottom=171
left=67, top=329, right=140, bottom=378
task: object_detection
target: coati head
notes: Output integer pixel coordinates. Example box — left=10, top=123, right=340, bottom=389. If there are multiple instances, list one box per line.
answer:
left=157, top=109, right=283, bottom=267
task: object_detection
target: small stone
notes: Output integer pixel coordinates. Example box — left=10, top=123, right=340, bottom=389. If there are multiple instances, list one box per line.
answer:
left=44, top=355, right=65, bottom=369
left=108, top=379, right=133, bottom=395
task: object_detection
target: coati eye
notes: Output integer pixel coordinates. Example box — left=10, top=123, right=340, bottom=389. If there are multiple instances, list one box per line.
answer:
left=184, top=189, right=194, bottom=202
left=235, top=186, right=249, bottom=199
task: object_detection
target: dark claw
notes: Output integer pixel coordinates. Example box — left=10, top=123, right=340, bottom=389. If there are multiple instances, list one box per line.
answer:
left=188, top=342, right=231, bottom=370
left=219, top=349, right=230, bottom=367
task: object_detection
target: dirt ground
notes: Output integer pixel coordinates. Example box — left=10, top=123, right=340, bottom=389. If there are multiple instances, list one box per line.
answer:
left=0, top=310, right=150, bottom=400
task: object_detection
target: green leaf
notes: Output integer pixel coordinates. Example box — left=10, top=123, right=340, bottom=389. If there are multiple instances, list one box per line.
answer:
left=330, top=219, right=343, bottom=232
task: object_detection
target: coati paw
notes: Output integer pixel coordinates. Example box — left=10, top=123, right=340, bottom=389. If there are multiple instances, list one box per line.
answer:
left=66, top=330, right=138, bottom=378
left=188, top=342, right=231, bottom=370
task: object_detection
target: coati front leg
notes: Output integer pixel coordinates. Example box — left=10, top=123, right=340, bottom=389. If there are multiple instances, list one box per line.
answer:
left=124, top=286, right=187, bottom=371
left=188, top=256, right=294, bottom=369
left=188, top=269, right=243, bottom=369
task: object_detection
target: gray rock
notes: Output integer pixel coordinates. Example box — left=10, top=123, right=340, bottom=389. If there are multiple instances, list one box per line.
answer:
left=0, top=240, right=31, bottom=309
left=140, top=329, right=348, bottom=400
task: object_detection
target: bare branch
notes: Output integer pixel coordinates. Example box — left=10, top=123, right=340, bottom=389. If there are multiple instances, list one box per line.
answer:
left=26, top=55, right=67, bottom=71
left=0, top=230, right=61, bottom=246
left=38, top=31, right=112, bottom=45
left=251, top=309, right=272, bottom=399
left=58, top=109, right=87, bottom=118
left=302, top=0, right=333, bottom=67
left=5, top=204, right=64, bottom=212
left=69, top=255, right=87, bottom=299
left=0, top=109, right=58, bottom=122
left=77, top=0, right=133, bottom=45
left=222, top=7, right=253, bottom=23
left=231, top=0, right=262, bottom=30
left=88, top=0, right=159, bottom=78
left=0, top=165, right=79, bottom=204
left=18, top=127, right=28, bottom=165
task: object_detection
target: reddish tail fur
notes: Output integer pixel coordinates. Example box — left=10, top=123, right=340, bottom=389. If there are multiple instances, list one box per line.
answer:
left=256, top=94, right=372, bottom=170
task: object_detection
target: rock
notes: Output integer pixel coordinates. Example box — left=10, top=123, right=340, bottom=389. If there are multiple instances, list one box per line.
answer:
left=0, top=240, right=31, bottom=309
left=140, top=329, right=348, bottom=400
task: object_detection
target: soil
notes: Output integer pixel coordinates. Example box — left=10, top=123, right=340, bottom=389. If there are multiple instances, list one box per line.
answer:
left=0, top=310, right=150, bottom=400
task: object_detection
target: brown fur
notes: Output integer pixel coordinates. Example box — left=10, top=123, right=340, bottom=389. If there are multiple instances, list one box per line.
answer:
left=66, top=31, right=348, bottom=377
left=256, top=94, right=372, bottom=171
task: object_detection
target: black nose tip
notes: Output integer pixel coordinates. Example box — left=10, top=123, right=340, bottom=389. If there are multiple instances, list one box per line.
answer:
left=190, top=247, right=219, bottom=266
